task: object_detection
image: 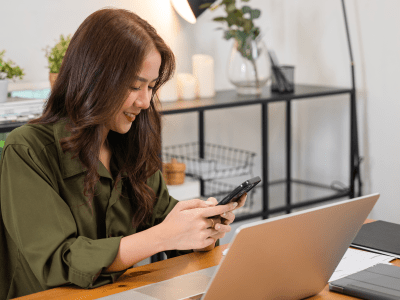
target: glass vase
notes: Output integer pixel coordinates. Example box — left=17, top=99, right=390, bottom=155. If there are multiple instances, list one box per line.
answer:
left=227, top=38, right=271, bottom=95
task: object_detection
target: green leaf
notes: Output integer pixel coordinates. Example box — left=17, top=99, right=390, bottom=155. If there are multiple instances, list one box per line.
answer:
left=199, top=3, right=212, bottom=9
left=243, top=19, right=252, bottom=33
left=0, top=50, right=25, bottom=80
left=234, top=30, right=247, bottom=43
left=226, top=3, right=236, bottom=13
left=213, top=17, right=226, bottom=22
left=224, top=29, right=236, bottom=40
left=44, top=34, right=71, bottom=73
left=226, top=13, right=237, bottom=27
left=0, top=140, right=5, bottom=148
left=242, top=5, right=251, bottom=14
left=250, top=9, right=261, bottom=19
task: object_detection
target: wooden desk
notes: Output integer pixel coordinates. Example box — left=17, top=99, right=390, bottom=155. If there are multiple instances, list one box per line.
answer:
left=15, top=244, right=400, bottom=300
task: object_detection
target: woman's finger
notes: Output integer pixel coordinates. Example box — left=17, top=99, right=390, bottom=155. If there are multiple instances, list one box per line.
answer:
left=234, top=193, right=247, bottom=210
left=205, top=197, right=218, bottom=206
left=220, top=211, right=235, bottom=225
left=213, top=223, right=231, bottom=232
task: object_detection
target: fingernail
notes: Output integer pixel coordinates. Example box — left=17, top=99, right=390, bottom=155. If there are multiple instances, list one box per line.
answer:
left=205, top=200, right=213, bottom=205
left=232, top=202, right=238, bottom=208
left=215, top=224, right=220, bottom=230
left=221, top=212, right=227, bottom=217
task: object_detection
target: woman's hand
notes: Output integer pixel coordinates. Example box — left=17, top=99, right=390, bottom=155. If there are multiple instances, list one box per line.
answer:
left=159, top=198, right=238, bottom=251
left=194, top=193, right=248, bottom=252
left=221, top=192, right=247, bottom=226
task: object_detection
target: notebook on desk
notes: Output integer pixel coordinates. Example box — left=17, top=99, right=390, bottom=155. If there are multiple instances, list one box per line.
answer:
left=100, top=194, right=379, bottom=300
left=351, top=220, right=400, bottom=259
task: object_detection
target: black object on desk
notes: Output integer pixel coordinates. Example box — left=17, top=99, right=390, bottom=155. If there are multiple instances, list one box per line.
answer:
left=329, top=263, right=400, bottom=300
left=351, top=221, right=400, bottom=258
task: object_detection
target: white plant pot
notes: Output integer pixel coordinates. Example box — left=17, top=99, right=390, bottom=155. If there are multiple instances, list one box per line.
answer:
left=0, top=79, right=9, bottom=103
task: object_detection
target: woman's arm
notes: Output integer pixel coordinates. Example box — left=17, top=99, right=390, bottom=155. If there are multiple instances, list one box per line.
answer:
left=105, top=199, right=238, bottom=272
left=104, top=224, right=165, bottom=272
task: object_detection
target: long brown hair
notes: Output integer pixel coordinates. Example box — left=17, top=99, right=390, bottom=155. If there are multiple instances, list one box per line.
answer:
left=29, top=8, right=175, bottom=228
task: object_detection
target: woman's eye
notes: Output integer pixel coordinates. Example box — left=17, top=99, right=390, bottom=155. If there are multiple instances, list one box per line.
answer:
left=131, top=86, right=155, bottom=91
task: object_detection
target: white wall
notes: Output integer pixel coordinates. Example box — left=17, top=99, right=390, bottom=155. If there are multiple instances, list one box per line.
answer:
left=1, top=0, right=400, bottom=223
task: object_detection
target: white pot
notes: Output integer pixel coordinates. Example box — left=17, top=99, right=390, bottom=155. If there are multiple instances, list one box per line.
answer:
left=0, top=79, right=9, bottom=103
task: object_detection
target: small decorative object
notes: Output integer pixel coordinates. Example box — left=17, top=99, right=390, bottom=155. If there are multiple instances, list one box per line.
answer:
left=269, top=50, right=294, bottom=93
left=200, top=0, right=271, bottom=95
left=192, top=54, right=215, bottom=98
left=163, top=158, right=186, bottom=185
left=0, top=50, right=25, bottom=103
left=271, top=65, right=294, bottom=93
left=158, top=73, right=178, bottom=102
left=44, top=34, right=71, bottom=88
left=177, top=73, right=197, bottom=100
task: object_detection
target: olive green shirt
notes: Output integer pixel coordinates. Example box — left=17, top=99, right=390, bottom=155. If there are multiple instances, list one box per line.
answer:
left=0, top=120, right=192, bottom=299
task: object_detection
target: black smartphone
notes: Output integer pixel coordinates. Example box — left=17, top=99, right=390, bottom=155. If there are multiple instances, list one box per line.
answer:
left=216, top=176, right=261, bottom=206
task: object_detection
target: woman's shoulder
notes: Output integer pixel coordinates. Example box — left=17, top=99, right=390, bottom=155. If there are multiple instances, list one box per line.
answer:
left=5, top=123, right=56, bottom=152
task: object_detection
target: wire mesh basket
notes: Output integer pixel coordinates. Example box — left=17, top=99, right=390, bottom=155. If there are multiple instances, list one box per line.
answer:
left=203, top=180, right=256, bottom=216
left=162, top=142, right=256, bottom=180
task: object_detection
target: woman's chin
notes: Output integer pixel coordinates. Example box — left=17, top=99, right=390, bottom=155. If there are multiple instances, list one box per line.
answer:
left=114, top=123, right=133, bottom=135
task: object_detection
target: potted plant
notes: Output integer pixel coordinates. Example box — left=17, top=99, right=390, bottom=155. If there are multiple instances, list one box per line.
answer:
left=0, top=50, right=25, bottom=103
left=200, top=0, right=271, bottom=95
left=44, top=34, right=71, bottom=88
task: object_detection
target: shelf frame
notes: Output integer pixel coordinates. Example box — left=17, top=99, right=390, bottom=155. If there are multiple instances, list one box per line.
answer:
left=161, top=84, right=360, bottom=220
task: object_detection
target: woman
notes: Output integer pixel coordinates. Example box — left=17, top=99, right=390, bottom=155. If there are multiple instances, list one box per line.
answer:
left=0, top=8, right=246, bottom=299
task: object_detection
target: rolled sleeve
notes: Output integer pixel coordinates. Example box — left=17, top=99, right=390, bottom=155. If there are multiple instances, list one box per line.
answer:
left=1, top=144, right=123, bottom=290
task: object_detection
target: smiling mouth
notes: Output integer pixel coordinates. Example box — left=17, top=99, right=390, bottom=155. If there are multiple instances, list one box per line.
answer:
left=123, top=112, right=137, bottom=122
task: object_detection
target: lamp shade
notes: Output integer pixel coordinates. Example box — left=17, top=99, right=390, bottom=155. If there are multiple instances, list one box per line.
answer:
left=171, top=0, right=217, bottom=24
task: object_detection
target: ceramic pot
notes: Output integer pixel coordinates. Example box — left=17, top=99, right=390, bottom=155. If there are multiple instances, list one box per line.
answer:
left=49, top=73, right=58, bottom=89
left=0, top=79, right=9, bottom=103
left=227, top=38, right=271, bottom=95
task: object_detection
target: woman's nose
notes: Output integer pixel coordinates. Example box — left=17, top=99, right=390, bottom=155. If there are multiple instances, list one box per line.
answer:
left=136, top=89, right=152, bottom=109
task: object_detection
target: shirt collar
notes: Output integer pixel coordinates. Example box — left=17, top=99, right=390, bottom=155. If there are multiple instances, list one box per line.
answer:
left=53, top=119, right=88, bottom=179
left=53, top=119, right=127, bottom=179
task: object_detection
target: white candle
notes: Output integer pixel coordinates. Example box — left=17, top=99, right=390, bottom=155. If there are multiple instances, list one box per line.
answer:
left=192, top=54, right=215, bottom=98
left=177, top=73, right=197, bottom=100
left=158, top=73, right=178, bottom=102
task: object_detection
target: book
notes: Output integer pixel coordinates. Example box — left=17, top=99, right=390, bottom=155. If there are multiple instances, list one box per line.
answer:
left=351, top=220, right=400, bottom=258
left=329, top=263, right=400, bottom=300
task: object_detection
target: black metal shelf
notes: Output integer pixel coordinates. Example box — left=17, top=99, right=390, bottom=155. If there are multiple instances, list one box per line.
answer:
left=161, top=84, right=353, bottom=115
left=160, top=84, right=360, bottom=220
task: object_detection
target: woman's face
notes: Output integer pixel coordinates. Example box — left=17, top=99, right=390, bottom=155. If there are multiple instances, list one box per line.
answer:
left=105, top=49, right=162, bottom=135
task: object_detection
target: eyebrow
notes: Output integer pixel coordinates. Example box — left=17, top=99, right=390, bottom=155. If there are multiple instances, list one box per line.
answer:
left=136, top=76, right=159, bottom=83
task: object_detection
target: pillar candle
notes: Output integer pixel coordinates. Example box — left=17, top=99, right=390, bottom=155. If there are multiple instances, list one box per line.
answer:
left=177, top=73, right=197, bottom=100
left=158, top=73, right=177, bottom=102
left=192, top=54, right=215, bottom=98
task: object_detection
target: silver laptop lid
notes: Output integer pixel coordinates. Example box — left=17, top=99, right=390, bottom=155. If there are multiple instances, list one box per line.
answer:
left=201, top=193, right=379, bottom=300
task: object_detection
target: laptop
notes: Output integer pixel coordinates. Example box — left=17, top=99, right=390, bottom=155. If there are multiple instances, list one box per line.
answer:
left=101, top=193, right=379, bottom=300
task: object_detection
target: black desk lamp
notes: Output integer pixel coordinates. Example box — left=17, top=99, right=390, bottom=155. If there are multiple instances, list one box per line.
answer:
left=171, top=0, right=217, bottom=24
